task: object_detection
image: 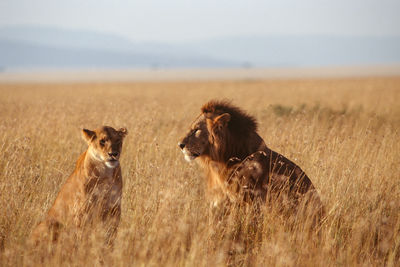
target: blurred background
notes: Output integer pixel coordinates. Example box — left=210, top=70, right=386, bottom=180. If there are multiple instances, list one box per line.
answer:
left=0, top=0, right=399, bottom=76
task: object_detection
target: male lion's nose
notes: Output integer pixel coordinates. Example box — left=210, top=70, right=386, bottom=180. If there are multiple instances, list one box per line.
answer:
left=109, top=152, right=119, bottom=157
left=178, top=142, right=185, bottom=149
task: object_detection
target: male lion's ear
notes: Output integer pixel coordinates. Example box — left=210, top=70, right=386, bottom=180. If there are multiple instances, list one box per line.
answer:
left=82, top=129, right=96, bottom=143
left=118, top=127, right=128, bottom=138
left=214, top=113, right=231, bottom=128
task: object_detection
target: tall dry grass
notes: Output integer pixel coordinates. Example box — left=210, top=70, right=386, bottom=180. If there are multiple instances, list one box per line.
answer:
left=0, top=77, right=399, bottom=266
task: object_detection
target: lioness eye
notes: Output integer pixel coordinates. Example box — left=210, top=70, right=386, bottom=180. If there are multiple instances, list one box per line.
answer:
left=100, top=139, right=106, bottom=146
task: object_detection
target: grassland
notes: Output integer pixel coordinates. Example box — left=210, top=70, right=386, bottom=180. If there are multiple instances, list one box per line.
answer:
left=0, top=77, right=399, bottom=266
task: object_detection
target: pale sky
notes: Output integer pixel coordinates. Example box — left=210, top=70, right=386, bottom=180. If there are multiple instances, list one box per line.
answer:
left=0, top=0, right=399, bottom=42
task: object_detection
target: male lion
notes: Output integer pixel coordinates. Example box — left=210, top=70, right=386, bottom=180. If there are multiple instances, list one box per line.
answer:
left=29, top=126, right=128, bottom=247
left=178, top=100, right=323, bottom=218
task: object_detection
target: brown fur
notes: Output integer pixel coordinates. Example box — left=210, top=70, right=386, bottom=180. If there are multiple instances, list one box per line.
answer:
left=179, top=100, right=323, bottom=215
left=29, top=126, right=128, bottom=246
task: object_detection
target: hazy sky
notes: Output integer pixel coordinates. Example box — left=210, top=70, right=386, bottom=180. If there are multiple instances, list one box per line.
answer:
left=1, top=0, right=399, bottom=42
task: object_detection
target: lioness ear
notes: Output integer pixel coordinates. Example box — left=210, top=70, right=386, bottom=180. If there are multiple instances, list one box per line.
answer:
left=118, top=127, right=128, bottom=138
left=214, top=113, right=231, bottom=128
left=82, top=129, right=96, bottom=143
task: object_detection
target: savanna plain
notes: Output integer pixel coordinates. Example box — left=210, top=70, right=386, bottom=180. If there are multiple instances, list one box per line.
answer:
left=0, top=77, right=399, bottom=266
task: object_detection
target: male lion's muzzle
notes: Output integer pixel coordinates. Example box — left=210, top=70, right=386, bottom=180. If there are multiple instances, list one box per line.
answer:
left=178, top=142, right=200, bottom=162
left=178, top=142, right=185, bottom=150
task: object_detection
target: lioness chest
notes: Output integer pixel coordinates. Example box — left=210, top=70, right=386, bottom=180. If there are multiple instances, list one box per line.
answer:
left=82, top=170, right=122, bottom=222
left=48, top=167, right=122, bottom=227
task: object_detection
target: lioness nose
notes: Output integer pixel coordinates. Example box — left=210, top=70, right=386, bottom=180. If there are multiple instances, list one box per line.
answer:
left=178, top=142, right=185, bottom=149
left=109, top=152, right=119, bottom=157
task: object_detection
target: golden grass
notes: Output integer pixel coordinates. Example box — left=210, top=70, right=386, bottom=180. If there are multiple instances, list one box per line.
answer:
left=0, top=77, right=399, bottom=266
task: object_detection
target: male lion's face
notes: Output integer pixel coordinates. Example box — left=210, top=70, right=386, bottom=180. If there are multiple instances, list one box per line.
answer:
left=178, top=115, right=210, bottom=162
left=178, top=113, right=231, bottom=162
left=82, top=126, right=128, bottom=168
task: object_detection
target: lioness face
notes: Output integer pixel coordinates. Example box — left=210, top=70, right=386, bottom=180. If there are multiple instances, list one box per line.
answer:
left=178, top=113, right=231, bottom=162
left=82, top=126, right=128, bottom=168
left=178, top=115, right=210, bottom=162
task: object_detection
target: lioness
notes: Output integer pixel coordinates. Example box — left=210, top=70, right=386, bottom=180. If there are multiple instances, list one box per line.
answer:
left=178, top=100, right=323, bottom=216
left=30, top=126, right=128, bottom=246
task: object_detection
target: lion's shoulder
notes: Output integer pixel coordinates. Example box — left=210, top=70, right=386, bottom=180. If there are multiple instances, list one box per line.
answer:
left=228, top=151, right=270, bottom=184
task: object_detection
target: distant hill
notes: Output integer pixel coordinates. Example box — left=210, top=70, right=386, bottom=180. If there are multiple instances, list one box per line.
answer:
left=0, top=26, right=399, bottom=70
left=0, top=26, right=235, bottom=69
left=0, top=38, right=232, bottom=69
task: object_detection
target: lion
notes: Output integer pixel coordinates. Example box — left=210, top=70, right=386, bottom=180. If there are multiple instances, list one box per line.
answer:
left=178, top=100, right=323, bottom=219
left=29, top=126, right=128, bottom=247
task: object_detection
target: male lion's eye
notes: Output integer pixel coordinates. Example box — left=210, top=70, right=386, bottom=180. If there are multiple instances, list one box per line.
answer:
left=100, top=139, right=106, bottom=146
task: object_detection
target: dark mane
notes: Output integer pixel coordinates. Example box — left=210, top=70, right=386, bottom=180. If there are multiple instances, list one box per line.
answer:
left=201, top=100, right=258, bottom=135
left=201, top=100, right=260, bottom=162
